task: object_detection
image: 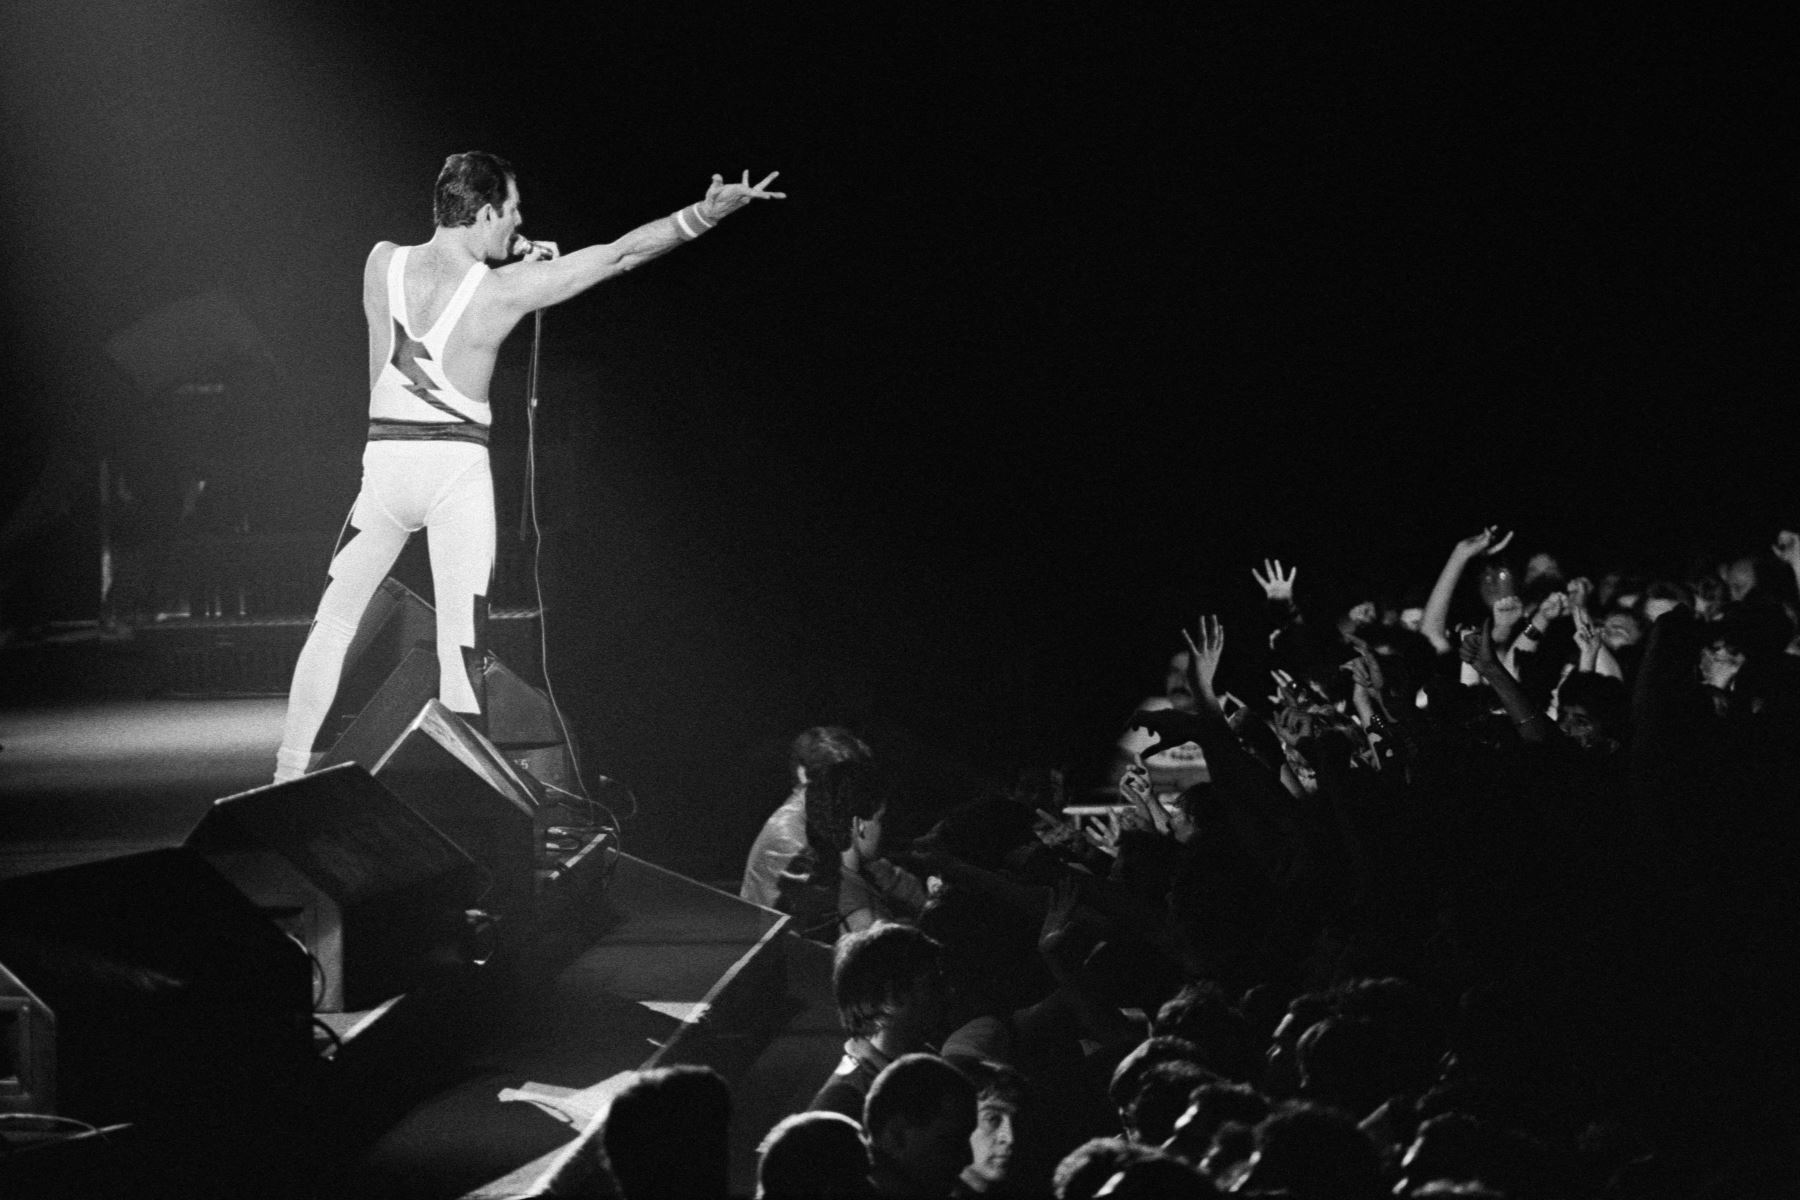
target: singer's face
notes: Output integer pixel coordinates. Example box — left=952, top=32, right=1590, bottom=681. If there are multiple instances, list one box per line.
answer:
left=488, top=178, right=521, bottom=259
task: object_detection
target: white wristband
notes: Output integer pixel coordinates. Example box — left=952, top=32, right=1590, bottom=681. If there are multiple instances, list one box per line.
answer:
left=674, top=203, right=716, bottom=240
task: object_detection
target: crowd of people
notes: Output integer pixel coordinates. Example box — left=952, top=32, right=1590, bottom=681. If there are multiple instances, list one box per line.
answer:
left=592, top=528, right=1800, bottom=1198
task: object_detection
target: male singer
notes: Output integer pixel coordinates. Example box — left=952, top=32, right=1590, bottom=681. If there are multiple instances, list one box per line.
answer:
left=274, top=152, right=784, bottom=781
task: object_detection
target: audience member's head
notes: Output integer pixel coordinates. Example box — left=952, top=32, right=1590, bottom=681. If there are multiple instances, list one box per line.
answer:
left=1556, top=673, right=1628, bottom=752
left=809, top=758, right=907, bottom=859
left=1396, top=1112, right=1496, bottom=1197
left=1398, top=1112, right=1557, bottom=1200
left=1237, top=982, right=1293, bottom=1045
left=955, top=1058, right=1027, bottom=1195
left=1164, top=1082, right=1271, bottom=1166
left=1688, top=571, right=1725, bottom=619
left=1641, top=579, right=1691, bottom=624
left=600, top=1065, right=732, bottom=1200
left=756, top=1110, right=872, bottom=1200
left=1523, top=551, right=1564, bottom=594
left=1108, top=1036, right=1207, bottom=1116
left=1402, top=1184, right=1508, bottom=1200
left=1264, top=993, right=1334, bottom=1099
left=1722, top=554, right=1761, bottom=603
left=1163, top=649, right=1200, bottom=712
left=1599, top=609, right=1644, bottom=652
left=863, top=1054, right=977, bottom=1198
left=1052, top=1138, right=1162, bottom=1200
left=1240, top=1103, right=1386, bottom=1200
left=1197, top=1120, right=1258, bottom=1192
left=1295, top=1016, right=1389, bottom=1119
left=832, top=923, right=946, bottom=1049
left=916, top=878, right=1048, bottom=1025
left=1152, top=980, right=1259, bottom=1082
left=791, top=726, right=873, bottom=787
left=921, top=796, right=1039, bottom=871
left=1091, top=1151, right=1220, bottom=1199
left=1124, top=1059, right=1217, bottom=1146
left=1335, top=976, right=1442, bottom=1097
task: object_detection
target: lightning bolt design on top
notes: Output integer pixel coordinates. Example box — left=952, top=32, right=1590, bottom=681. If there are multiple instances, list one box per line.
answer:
left=390, top=319, right=472, bottom=421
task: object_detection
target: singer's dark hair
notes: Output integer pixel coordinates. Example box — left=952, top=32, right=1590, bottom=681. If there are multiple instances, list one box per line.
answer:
left=434, top=151, right=515, bottom=228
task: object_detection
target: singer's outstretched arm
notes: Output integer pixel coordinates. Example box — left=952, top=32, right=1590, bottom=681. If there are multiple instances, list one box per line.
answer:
left=488, top=171, right=784, bottom=316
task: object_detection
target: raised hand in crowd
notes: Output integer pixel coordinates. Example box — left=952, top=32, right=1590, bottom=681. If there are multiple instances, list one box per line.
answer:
left=1506, top=589, right=1566, bottom=667
left=1457, top=619, right=1499, bottom=677
left=1180, top=613, right=1228, bottom=717
left=1251, top=558, right=1298, bottom=605
left=1342, top=636, right=1389, bottom=725
left=1459, top=618, right=1547, bottom=742
left=747, top=509, right=1797, bottom=1200
left=1422, top=526, right=1514, bottom=654
left=1572, top=603, right=1603, bottom=673
left=1031, top=805, right=1084, bottom=856
left=1116, top=761, right=1171, bottom=837
left=1459, top=525, right=1515, bottom=559
left=1490, top=593, right=1525, bottom=644
left=1079, top=805, right=1126, bottom=859
left=1566, top=573, right=1593, bottom=613
left=1032, top=873, right=1138, bottom=1049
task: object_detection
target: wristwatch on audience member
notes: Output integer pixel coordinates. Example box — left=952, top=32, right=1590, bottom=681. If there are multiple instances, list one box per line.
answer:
left=1515, top=623, right=1543, bottom=644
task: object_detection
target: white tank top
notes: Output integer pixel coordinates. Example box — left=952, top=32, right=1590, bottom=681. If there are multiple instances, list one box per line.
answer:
left=368, top=245, right=490, bottom=444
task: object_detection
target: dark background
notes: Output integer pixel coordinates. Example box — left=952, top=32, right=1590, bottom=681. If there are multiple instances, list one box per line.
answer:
left=3, top=4, right=1796, bottom=877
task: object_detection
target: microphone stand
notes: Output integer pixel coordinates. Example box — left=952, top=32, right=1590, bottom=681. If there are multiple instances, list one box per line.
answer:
left=518, top=308, right=543, bottom=540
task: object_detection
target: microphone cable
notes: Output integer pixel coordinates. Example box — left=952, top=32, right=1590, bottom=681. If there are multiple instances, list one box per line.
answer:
left=518, top=308, right=636, bottom=856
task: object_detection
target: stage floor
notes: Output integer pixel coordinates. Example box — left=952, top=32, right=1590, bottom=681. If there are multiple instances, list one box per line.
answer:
left=0, top=696, right=285, bottom=879
left=0, top=694, right=843, bottom=1199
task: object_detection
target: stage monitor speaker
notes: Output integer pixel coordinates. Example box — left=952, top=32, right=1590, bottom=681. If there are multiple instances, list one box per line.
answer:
left=328, top=576, right=437, bottom=734
left=321, top=644, right=438, bottom=773
left=372, top=699, right=543, bottom=928
left=0, top=848, right=312, bottom=1125
left=323, top=640, right=583, bottom=805
left=482, top=655, right=563, bottom=747
left=0, top=960, right=54, bottom=1115
left=186, top=764, right=484, bottom=1012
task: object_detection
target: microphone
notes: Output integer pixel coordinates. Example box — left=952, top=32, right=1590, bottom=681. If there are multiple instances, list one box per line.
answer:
left=510, top=234, right=534, bottom=259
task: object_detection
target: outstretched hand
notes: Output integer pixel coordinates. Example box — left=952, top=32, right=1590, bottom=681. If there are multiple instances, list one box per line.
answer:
left=1571, top=605, right=1602, bottom=670
left=1180, top=614, right=1226, bottom=708
left=1458, top=619, right=1500, bottom=675
left=1455, top=526, right=1515, bottom=560
left=1117, top=763, right=1171, bottom=836
left=1251, top=559, right=1298, bottom=603
left=1342, top=639, right=1384, bottom=696
left=1031, top=808, right=1082, bottom=854
left=1080, top=808, right=1124, bottom=859
left=701, top=170, right=786, bottom=222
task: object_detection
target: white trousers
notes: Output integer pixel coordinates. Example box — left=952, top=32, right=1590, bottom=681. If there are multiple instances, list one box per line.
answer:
left=274, top=441, right=494, bottom=781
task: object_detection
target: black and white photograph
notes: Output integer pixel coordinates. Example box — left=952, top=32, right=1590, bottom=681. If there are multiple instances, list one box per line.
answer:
left=2, top=4, right=1794, bottom=1197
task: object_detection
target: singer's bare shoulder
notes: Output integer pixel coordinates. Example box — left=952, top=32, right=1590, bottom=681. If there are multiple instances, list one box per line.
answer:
left=364, top=241, right=401, bottom=272
left=362, top=242, right=402, bottom=287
